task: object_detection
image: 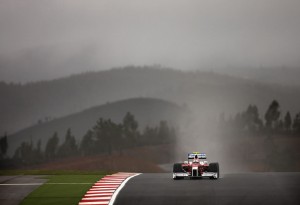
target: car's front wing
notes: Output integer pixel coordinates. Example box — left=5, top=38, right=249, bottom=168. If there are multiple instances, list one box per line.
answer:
left=173, top=172, right=218, bottom=178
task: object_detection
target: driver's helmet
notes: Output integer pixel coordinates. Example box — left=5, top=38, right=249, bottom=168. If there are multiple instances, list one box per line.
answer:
left=193, top=154, right=199, bottom=163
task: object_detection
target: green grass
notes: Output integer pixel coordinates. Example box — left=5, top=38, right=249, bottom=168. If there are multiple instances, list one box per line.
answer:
left=20, top=174, right=106, bottom=205
left=0, top=169, right=111, bottom=176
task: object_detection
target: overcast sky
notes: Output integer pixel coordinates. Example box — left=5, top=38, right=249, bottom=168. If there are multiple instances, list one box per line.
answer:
left=0, top=0, right=300, bottom=82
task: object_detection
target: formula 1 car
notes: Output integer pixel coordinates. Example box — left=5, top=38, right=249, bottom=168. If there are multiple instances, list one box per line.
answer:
left=173, top=152, right=219, bottom=179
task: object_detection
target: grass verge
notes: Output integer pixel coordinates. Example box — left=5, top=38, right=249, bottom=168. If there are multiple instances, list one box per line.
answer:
left=20, top=174, right=106, bottom=205
left=0, top=169, right=110, bottom=175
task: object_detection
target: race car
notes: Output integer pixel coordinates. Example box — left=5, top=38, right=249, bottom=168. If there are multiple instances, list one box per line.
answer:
left=173, top=152, right=219, bottom=179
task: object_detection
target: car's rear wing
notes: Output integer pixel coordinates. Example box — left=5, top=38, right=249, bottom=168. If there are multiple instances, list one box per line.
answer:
left=188, top=152, right=206, bottom=159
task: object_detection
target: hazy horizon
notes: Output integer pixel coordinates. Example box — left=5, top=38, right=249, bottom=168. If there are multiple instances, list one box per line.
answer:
left=1, top=0, right=300, bottom=83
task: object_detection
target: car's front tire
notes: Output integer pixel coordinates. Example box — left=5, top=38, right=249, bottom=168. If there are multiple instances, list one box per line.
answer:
left=208, top=162, right=220, bottom=179
left=173, top=163, right=184, bottom=180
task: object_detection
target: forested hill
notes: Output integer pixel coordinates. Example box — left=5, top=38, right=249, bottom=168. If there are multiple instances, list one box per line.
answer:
left=7, top=98, right=185, bottom=156
left=1, top=66, right=300, bottom=134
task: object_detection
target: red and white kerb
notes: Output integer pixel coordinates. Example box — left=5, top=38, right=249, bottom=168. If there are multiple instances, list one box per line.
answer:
left=79, top=172, right=140, bottom=205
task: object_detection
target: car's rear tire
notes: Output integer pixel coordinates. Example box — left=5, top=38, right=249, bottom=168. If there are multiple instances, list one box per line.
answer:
left=173, top=163, right=184, bottom=180
left=208, top=162, right=219, bottom=179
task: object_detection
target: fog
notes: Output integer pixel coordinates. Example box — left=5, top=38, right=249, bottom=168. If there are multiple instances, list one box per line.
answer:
left=1, top=1, right=299, bottom=173
left=175, top=111, right=248, bottom=173
left=1, top=0, right=300, bottom=82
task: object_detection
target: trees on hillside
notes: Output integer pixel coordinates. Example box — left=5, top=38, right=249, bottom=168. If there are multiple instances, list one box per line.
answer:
left=158, top=121, right=175, bottom=144
left=92, top=119, right=122, bottom=155
left=123, top=112, right=139, bottom=148
left=80, top=130, right=95, bottom=156
left=0, top=133, right=8, bottom=159
left=265, top=100, right=281, bottom=131
left=216, top=100, right=299, bottom=171
left=222, top=100, right=300, bottom=136
left=13, top=128, right=79, bottom=164
left=45, top=132, right=59, bottom=160
left=57, top=128, right=78, bottom=157
left=11, top=112, right=176, bottom=161
left=284, top=111, right=292, bottom=131
left=234, top=105, right=263, bottom=133
left=79, top=113, right=176, bottom=156
left=13, top=140, right=42, bottom=165
left=293, top=113, right=300, bottom=134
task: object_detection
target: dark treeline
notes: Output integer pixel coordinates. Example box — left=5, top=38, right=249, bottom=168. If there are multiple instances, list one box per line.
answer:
left=219, top=100, right=300, bottom=136
left=3, top=112, right=176, bottom=166
left=0, top=133, right=8, bottom=159
left=218, top=100, right=299, bottom=171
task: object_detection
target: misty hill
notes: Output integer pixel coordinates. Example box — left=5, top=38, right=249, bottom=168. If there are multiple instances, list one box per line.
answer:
left=1, top=66, right=300, bottom=134
left=217, top=67, right=300, bottom=87
left=7, top=98, right=185, bottom=156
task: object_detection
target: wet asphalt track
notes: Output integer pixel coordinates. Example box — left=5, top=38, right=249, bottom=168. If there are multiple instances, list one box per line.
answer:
left=0, top=175, right=46, bottom=205
left=114, top=173, right=300, bottom=205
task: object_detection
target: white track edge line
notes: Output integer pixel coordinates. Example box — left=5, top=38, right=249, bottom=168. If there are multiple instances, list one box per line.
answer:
left=0, top=183, right=93, bottom=186
left=108, top=173, right=141, bottom=205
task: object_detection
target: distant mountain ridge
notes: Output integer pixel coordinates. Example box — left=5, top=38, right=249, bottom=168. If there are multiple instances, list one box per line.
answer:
left=216, top=67, right=300, bottom=87
left=1, top=66, right=300, bottom=135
